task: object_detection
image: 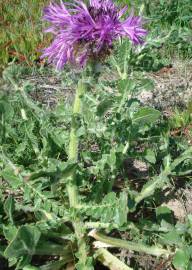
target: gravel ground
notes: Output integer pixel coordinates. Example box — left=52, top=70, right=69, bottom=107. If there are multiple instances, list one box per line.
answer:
left=27, top=59, right=192, bottom=111
left=136, top=59, right=192, bottom=110
left=1, top=59, right=191, bottom=111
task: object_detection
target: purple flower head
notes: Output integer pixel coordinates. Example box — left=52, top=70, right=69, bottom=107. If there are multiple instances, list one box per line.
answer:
left=41, top=0, right=147, bottom=70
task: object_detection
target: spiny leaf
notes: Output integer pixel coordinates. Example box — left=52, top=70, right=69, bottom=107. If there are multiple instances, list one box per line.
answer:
left=4, top=225, right=41, bottom=258
left=79, top=192, right=128, bottom=225
left=132, top=107, right=161, bottom=126
left=4, top=196, right=15, bottom=224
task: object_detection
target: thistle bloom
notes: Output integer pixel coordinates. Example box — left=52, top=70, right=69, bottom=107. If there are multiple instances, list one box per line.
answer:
left=42, top=0, right=147, bottom=69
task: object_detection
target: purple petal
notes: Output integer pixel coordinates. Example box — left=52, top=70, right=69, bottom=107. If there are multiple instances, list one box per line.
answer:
left=41, top=0, right=148, bottom=69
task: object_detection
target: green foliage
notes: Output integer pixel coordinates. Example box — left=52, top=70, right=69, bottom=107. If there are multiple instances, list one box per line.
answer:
left=0, top=0, right=192, bottom=269
left=0, top=0, right=50, bottom=71
left=0, top=60, right=192, bottom=269
left=147, top=0, right=192, bottom=58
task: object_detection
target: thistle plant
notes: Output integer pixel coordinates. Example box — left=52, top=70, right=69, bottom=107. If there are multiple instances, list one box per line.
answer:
left=41, top=0, right=147, bottom=268
left=1, top=1, right=192, bottom=270
left=1, top=1, right=192, bottom=269
left=41, top=0, right=147, bottom=69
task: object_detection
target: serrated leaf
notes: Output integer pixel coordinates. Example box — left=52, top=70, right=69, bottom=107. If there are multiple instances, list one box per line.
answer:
left=35, top=242, right=71, bottom=256
left=135, top=173, right=170, bottom=204
left=132, top=107, right=160, bottom=126
left=144, top=149, right=156, bottom=164
left=50, top=128, right=68, bottom=148
left=4, top=196, right=15, bottom=224
left=173, top=249, right=190, bottom=270
left=80, top=192, right=129, bottom=226
left=0, top=99, right=14, bottom=120
left=3, top=225, right=17, bottom=241
left=170, top=147, right=192, bottom=172
left=161, top=230, right=181, bottom=245
left=114, top=192, right=128, bottom=226
left=97, top=97, right=114, bottom=116
left=1, top=168, right=21, bottom=189
left=4, top=225, right=41, bottom=258
left=29, top=160, right=77, bottom=183
left=118, top=79, right=136, bottom=94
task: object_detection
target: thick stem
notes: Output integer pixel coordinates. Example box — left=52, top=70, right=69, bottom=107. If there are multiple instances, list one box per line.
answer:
left=67, top=80, right=85, bottom=207
left=95, top=248, right=133, bottom=270
left=89, top=230, right=171, bottom=257
left=67, top=80, right=91, bottom=269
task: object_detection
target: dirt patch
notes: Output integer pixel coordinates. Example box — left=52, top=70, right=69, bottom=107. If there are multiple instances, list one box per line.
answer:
left=162, top=186, right=192, bottom=222
left=137, top=59, right=192, bottom=110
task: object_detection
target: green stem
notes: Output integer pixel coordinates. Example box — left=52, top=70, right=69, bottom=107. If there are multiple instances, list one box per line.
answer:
left=95, top=248, right=133, bottom=270
left=134, top=171, right=170, bottom=205
left=89, top=230, right=171, bottom=257
left=84, top=222, right=118, bottom=229
left=67, top=80, right=85, bottom=207
left=66, top=80, right=92, bottom=269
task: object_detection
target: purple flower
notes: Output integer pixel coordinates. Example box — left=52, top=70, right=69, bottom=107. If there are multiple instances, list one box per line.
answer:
left=41, top=0, right=147, bottom=69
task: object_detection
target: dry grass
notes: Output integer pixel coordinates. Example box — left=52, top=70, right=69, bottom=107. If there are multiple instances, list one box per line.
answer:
left=0, top=0, right=50, bottom=71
